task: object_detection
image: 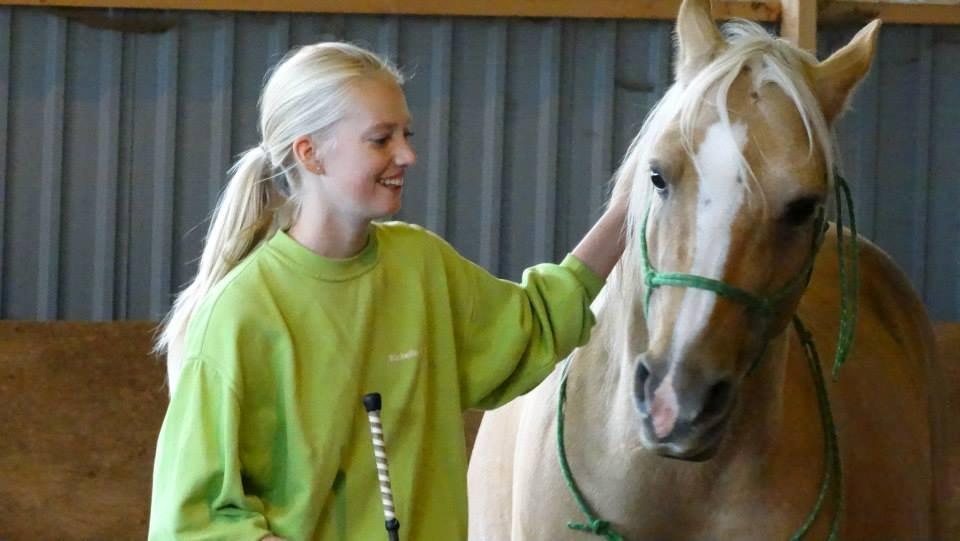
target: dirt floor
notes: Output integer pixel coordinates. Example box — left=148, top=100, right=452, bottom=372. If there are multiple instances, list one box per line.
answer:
left=0, top=321, right=166, bottom=540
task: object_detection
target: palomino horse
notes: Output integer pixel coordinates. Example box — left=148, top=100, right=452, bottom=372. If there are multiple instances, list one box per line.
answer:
left=468, top=1, right=950, bottom=539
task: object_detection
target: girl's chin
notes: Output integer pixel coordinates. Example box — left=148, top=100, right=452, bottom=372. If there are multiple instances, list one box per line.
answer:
left=371, top=201, right=402, bottom=219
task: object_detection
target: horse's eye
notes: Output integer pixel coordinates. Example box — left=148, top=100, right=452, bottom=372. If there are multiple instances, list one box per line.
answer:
left=781, top=196, right=820, bottom=226
left=650, top=170, right=668, bottom=192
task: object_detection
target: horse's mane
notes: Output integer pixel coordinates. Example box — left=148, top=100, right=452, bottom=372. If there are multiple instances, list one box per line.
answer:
left=595, top=20, right=838, bottom=359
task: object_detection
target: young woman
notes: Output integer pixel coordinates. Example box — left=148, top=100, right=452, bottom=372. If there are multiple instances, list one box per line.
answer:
left=149, top=42, right=626, bottom=540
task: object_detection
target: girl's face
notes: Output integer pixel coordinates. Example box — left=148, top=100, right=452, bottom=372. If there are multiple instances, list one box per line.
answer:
left=314, top=77, right=416, bottom=225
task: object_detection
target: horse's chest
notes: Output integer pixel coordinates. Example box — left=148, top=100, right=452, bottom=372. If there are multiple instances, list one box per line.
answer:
left=514, top=450, right=827, bottom=540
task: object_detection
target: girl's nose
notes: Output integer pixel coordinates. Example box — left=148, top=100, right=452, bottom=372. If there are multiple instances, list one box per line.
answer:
left=395, top=140, right=416, bottom=167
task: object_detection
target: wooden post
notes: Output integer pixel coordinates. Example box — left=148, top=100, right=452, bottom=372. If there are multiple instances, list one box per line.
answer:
left=781, top=0, right=818, bottom=52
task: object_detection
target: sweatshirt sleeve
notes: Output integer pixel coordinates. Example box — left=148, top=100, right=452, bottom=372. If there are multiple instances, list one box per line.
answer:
left=450, top=251, right=605, bottom=411
left=149, top=358, right=271, bottom=541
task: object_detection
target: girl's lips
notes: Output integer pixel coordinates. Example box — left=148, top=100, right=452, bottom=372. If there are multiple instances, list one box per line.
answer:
left=378, top=176, right=403, bottom=187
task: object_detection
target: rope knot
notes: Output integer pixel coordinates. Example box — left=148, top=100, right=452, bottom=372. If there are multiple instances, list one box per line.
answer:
left=568, top=519, right=612, bottom=535
left=644, top=270, right=656, bottom=289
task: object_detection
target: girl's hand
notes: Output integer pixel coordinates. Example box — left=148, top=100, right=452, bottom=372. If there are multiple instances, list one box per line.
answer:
left=571, top=197, right=628, bottom=280
left=261, top=536, right=287, bottom=541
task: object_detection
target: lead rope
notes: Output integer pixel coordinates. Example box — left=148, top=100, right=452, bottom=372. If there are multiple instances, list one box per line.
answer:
left=556, top=175, right=859, bottom=540
left=790, top=317, right=844, bottom=541
left=831, top=175, right=860, bottom=380
left=556, top=358, right=626, bottom=541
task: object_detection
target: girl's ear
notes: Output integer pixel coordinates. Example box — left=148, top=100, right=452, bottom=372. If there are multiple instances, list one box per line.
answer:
left=293, top=135, right=325, bottom=175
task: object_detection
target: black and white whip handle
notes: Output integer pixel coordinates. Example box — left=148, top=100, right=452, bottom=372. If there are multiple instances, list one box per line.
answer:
left=363, top=393, right=400, bottom=541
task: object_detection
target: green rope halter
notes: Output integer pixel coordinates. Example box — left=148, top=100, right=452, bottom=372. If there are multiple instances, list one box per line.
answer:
left=639, top=187, right=828, bottom=328
left=556, top=174, right=860, bottom=540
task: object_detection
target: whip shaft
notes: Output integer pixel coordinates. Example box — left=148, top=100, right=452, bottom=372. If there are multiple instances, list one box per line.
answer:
left=363, top=393, right=400, bottom=541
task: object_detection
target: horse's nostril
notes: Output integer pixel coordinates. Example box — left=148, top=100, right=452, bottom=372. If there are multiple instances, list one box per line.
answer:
left=636, top=363, right=650, bottom=387
left=634, top=362, right=651, bottom=410
left=701, top=380, right=733, bottom=421
left=638, top=363, right=650, bottom=383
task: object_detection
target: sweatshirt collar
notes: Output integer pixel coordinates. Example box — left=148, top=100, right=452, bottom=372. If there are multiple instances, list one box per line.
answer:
left=267, top=226, right=380, bottom=281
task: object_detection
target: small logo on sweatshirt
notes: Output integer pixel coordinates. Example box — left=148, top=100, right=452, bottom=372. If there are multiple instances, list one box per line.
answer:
left=387, top=349, right=420, bottom=363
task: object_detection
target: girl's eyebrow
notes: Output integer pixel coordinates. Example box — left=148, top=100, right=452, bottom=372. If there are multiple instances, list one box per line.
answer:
left=363, top=119, right=413, bottom=135
left=364, top=122, right=396, bottom=134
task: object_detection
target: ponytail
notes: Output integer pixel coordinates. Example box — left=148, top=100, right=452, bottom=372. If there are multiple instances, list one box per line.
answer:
left=157, top=146, right=290, bottom=392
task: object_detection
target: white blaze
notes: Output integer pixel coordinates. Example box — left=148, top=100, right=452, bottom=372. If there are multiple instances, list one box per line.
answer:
left=650, top=121, right=747, bottom=436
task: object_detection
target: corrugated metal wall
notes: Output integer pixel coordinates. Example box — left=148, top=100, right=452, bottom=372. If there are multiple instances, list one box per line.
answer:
left=0, top=6, right=957, bottom=321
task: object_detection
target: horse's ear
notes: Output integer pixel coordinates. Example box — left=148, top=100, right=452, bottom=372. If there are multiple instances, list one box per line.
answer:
left=674, top=0, right=723, bottom=84
left=812, top=19, right=881, bottom=123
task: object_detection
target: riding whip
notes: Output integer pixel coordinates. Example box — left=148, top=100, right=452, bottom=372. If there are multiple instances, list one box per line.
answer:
left=363, top=392, right=400, bottom=541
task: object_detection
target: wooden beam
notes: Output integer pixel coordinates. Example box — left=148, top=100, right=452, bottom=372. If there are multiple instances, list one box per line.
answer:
left=5, top=0, right=958, bottom=25
left=821, top=1, right=960, bottom=25
left=781, top=0, right=818, bottom=52
left=0, top=0, right=782, bottom=21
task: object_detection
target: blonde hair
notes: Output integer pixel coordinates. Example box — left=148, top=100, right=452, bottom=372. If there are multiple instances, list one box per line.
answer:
left=157, top=42, right=403, bottom=392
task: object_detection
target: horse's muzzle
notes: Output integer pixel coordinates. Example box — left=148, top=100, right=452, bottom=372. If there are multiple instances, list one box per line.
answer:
left=633, top=356, right=736, bottom=460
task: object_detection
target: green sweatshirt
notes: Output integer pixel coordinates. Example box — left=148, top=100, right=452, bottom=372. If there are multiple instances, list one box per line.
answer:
left=149, top=222, right=603, bottom=541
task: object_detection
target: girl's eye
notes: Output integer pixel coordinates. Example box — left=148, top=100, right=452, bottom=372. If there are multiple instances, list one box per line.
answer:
left=370, top=130, right=413, bottom=146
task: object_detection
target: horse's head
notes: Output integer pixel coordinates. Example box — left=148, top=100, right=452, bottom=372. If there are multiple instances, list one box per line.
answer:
left=610, top=0, right=879, bottom=460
